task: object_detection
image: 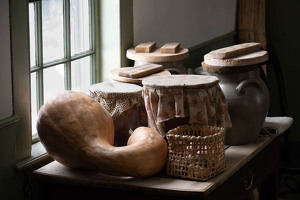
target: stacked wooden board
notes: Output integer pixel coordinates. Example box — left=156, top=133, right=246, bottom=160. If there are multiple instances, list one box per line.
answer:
left=110, top=42, right=188, bottom=84
left=202, top=42, right=268, bottom=73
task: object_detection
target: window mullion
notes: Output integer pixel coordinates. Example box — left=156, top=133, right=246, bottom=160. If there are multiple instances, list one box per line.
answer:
left=89, top=0, right=96, bottom=84
left=35, top=1, right=44, bottom=111
left=63, top=0, right=71, bottom=90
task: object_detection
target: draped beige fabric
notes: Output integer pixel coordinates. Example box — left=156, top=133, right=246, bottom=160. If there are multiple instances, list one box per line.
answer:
left=143, top=85, right=232, bottom=137
left=237, top=0, right=267, bottom=74
left=237, top=0, right=266, bottom=50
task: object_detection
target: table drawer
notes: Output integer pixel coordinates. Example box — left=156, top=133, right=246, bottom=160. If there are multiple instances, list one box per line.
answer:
left=207, top=137, right=279, bottom=200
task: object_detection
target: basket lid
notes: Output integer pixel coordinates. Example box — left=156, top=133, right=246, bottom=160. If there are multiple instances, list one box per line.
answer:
left=142, top=75, right=219, bottom=89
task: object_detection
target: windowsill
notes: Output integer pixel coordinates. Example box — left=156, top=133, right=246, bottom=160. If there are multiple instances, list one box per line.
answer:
left=31, top=141, right=47, bottom=158
left=17, top=141, right=52, bottom=170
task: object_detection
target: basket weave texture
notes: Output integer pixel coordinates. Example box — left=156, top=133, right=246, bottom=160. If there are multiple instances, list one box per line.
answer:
left=165, top=124, right=226, bottom=181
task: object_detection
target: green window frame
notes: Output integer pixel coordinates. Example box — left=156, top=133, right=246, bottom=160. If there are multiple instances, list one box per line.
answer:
left=29, top=0, right=96, bottom=143
left=10, top=0, right=133, bottom=165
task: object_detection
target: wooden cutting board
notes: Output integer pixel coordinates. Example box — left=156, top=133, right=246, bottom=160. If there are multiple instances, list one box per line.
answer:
left=118, top=64, right=163, bottom=78
left=110, top=67, right=171, bottom=84
left=204, top=50, right=268, bottom=67
left=209, top=42, right=262, bottom=59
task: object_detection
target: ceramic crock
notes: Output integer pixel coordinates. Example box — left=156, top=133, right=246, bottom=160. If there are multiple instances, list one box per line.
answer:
left=204, top=64, right=269, bottom=145
left=202, top=44, right=269, bottom=145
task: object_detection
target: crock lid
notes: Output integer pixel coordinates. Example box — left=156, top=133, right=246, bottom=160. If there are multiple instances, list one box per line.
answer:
left=201, top=61, right=260, bottom=74
left=204, top=50, right=268, bottom=67
left=126, top=47, right=189, bottom=63
left=142, top=75, right=219, bottom=89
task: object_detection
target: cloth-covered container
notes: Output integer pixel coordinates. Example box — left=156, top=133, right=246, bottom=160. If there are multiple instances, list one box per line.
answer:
left=142, top=75, right=232, bottom=137
left=89, top=81, right=146, bottom=146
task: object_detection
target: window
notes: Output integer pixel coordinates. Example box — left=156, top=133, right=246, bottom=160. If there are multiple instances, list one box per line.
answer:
left=29, top=0, right=95, bottom=141
left=9, top=0, right=133, bottom=163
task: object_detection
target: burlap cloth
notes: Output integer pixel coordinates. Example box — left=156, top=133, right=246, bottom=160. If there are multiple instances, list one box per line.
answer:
left=89, top=81, right=144, bottom=121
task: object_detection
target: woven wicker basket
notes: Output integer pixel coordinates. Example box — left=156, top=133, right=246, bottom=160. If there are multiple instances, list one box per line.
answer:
left=165, top=124, right=226, bottom=181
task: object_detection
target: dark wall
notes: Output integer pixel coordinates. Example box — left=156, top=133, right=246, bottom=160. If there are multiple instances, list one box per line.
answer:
left=0, top=119, right=23, bottom=200
left=266, top=0, right=300, bottom=141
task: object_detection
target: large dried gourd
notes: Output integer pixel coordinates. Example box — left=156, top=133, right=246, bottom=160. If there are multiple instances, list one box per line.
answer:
left=37, top=91, right=168, bottom=177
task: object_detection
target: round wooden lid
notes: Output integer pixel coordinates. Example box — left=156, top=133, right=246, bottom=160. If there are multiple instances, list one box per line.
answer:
left=109, top=67, right=171, bottom=84
left=201, top=61, right=260, bottom=74
left=142, top=75, right=219, bottom=89
left=204, top=50, right=268, bottom=67
left=126, top=47, right=189, bottom=63
left=89, top=81, right=142, bottom=94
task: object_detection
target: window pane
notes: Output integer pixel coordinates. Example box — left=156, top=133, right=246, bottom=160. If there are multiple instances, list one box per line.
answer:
left=31, top=72, right=37, bottom=136
left=44, top=64, right=65, bottom=102
left=42, top=0, right=64, bottom=63
left=29, top=3, right=36, bottom=67
left=71, top=57, right=91, bottom=94
left=70, top=0, right=90, bottom=55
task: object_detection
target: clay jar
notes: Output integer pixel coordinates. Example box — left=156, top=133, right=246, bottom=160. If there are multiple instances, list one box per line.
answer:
left=202, top=50, right=269, bottom=145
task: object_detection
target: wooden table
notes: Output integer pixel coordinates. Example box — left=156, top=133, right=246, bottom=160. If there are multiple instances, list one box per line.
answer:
left=33, top=135, right=279, bottom=200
